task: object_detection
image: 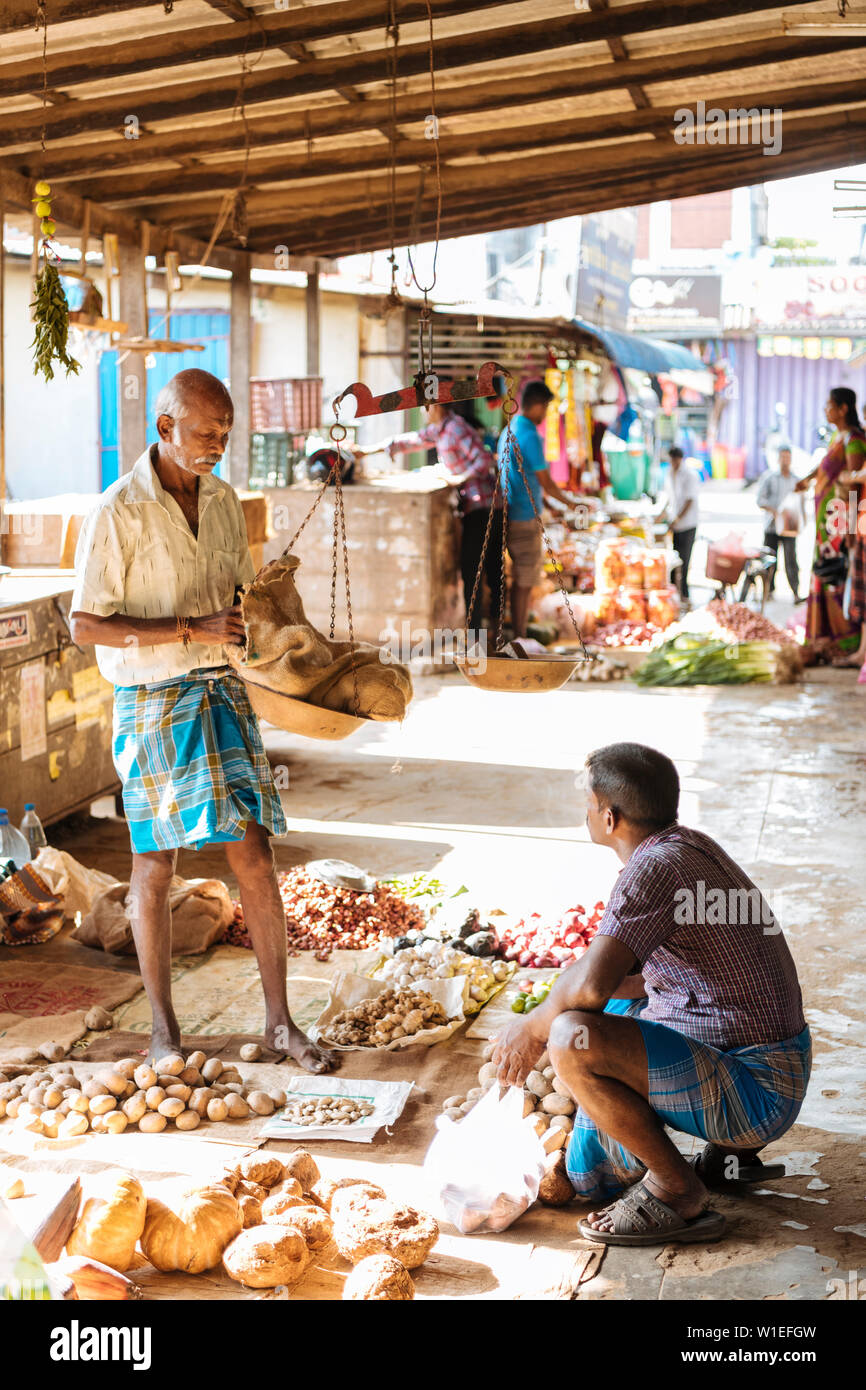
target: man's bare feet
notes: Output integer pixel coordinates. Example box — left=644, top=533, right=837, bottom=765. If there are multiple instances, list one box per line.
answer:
left=583, top=1166, right=709, bottom=1234
left=146, top=1022, right=182, bottom=1064
left=267, top=1020, right=338, bottom=1074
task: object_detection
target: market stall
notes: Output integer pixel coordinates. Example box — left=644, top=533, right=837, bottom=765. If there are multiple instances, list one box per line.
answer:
left=260, top=472, right=461, bottom=648
left=527, top=504, right=681, bottom=663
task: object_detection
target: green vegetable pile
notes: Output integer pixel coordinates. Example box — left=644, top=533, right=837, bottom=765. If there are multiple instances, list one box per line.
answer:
left=381, top=873, right=468, bottom=908
left=30, top=261, right=81, bottom=382
left=511, top=974, right=558, bottom=1013
left=635, top=633, right=788, bottom=687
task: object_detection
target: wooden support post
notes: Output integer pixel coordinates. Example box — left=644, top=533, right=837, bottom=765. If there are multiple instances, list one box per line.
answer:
left=0, top=176, right=5, bottom=517
left=305, top=262, right=320, bottom=378
left=117, top=237, right=147, bottom=473
left=229, top=252, right=251, bottom=489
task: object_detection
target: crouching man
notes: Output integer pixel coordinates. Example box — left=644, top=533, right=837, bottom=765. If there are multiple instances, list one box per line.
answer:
left=491, top=742, right=811, bottom=1245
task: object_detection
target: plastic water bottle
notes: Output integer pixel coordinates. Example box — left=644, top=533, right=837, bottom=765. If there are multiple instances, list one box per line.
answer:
left=0, top=809, right=31, bottom=870
left=20, top=804, right=48, bottom=858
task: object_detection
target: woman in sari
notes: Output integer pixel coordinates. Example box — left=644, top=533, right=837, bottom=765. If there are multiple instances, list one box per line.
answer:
left=795, top=387, right=866, bottom=653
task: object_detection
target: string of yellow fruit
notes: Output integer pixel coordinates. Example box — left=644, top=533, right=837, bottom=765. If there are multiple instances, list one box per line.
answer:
left=30, top=179, right=80, bottom=382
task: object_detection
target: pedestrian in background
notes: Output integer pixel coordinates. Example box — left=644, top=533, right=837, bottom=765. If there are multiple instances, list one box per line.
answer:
left=757, top=445, right=802, bottom=600
left=658, top=446, right=700, bottom=607
left=796, top=387, right=865, bottom=653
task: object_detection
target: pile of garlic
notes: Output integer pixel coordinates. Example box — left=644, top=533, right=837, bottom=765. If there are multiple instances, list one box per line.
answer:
left=375, top=939, right=513, bottom=1011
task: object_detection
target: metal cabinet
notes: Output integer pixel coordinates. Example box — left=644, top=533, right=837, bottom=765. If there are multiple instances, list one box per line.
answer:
left=0, top=579, right=120, bottom=825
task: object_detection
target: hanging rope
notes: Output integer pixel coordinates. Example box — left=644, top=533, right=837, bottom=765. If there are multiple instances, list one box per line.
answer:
left=405, top=0, right=442, bottom=301
left=35, top=0, right=48, bottom=161
left=144, top=5, right=267, bottom=335
left=229, top=10, right=268, bottom=247
left=385, top=0, right=401, bottom=306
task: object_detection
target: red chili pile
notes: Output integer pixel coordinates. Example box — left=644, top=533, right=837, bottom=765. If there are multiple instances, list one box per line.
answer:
left=495, top=901, right=605, bottom=968
left=224, top=867, right=426, bottom=959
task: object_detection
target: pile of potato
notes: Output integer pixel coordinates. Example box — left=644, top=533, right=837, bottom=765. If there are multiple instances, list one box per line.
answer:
left=321, top=986, right=449, bottom=1048
left=441, top=1045, right=575, bottom=1156
left=0, top=1051, right=286, bottom=1139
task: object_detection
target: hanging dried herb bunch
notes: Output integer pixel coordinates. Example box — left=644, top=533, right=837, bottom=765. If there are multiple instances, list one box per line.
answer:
left=29, top=179, right=80, bottom=382
left=31, top=259, right=81, bottom=382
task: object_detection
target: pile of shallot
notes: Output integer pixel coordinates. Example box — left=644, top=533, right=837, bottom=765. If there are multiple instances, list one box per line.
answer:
left=705, top=600, right=796, bottom=645
left=225, top=868, right=426, bottom=959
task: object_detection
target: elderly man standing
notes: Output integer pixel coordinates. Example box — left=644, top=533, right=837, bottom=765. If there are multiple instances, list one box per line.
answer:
left=71, top=368, right=334, bottom=1072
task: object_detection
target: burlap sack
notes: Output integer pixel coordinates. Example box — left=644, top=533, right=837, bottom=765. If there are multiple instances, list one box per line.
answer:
left=228, top=553, right=412, bottom=720
left=72, top=876, right=234, bottom=956
left=32, top=848, right=119, bottom=921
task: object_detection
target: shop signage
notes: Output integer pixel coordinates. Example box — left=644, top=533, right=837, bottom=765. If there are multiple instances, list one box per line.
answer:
left=754, top=268, right=866, bottom=328
left=575, top=211, right=638, bottom=332
left=627, top=274, right=722, bottom=332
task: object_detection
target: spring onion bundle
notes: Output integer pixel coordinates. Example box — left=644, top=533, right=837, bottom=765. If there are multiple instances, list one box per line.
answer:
left=635, top=633, right=799, bottom=686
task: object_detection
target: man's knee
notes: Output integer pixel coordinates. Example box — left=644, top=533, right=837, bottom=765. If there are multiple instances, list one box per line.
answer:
left=131, top=849, right=176, bottom=890
left=231, top=825, right=276, bottom=879
left=548, top=1010, right=596, bottom=1064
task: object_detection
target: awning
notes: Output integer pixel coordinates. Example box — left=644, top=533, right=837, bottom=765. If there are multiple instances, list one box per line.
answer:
left=572, top=318, right=709, bottom=376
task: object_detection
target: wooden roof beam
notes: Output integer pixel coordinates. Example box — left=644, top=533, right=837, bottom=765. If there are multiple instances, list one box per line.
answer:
left=79, top=78, right=866, bottom=205
left=0, top=0, right=818, bottom=145
left=0, top=0, right=153, bottom=35
left=587, top=0, right=650, bottom=111
left=0, top=162, right=240, bottom=268
left=0, top=0, right=512, bottom=96
left=28, top=32, right=865, bottom=180
left=158, top=104, right=866, bottom=231
left=242, top=134, right=866, bottom=256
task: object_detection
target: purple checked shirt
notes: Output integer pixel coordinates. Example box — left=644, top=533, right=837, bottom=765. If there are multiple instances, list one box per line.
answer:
left=386, top=413, right=497, bottom=513
left=596, top=824, right=805, bottom=1050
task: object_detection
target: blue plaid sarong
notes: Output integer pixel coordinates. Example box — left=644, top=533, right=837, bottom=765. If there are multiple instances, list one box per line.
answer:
left=113, top=667, right=287, bottom=854
left=565, top=999, right=812, bottom=1202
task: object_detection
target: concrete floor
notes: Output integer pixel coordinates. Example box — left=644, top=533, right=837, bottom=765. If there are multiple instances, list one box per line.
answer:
left=53, top=481, right=866, bottom=1299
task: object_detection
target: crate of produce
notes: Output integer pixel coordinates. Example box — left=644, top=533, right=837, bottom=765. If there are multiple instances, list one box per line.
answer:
left=282, top=377, right=323, bottom=432
left=250, top=380, right=287, bottom=432
left=250, top=377, right=323, bottom=432
left=249, top=432, right=290, bottom=488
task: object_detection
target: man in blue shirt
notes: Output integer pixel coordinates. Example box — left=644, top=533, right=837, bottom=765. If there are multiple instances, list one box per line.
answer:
left=497, top=379, right=576, bottom=637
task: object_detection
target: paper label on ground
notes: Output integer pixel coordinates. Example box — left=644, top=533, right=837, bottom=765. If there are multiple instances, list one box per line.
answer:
left=260, top=1074, right=414, bottom=1144
left=19, top=660, right=47, bottom=761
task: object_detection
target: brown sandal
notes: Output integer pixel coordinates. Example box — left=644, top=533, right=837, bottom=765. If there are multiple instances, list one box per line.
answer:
left=577, top=1180, right=726, bottom=1247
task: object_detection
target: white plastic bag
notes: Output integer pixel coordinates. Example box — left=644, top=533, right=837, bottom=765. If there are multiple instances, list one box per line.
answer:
left=423, top=1085, right=545, bottom=1234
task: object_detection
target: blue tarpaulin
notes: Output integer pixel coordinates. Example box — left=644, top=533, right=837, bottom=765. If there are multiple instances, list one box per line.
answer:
left=572, top=317, right=708, bottom=376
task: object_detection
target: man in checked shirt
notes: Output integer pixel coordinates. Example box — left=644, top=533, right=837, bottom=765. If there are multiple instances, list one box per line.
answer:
left=355, top=397, right=505, bottom=633
left=492, top=742, right=811, bottom=1246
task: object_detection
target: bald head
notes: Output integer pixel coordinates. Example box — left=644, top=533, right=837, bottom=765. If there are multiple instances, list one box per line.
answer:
left=155, top=368, right=233, bottom=424
left=155, top=369, right=234, bottom=480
